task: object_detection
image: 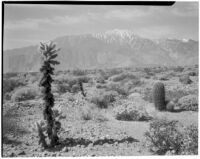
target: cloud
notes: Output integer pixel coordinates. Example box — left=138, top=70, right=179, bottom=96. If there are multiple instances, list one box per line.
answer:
left=4, top=14, right=89, bottom=30
left=104, top=9, right=149, bottom=20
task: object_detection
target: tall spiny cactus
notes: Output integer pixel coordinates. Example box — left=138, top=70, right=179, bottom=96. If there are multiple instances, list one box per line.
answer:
left=153, top=82, right=166, bottom=111
left=39, top=41, right=60, bottom=147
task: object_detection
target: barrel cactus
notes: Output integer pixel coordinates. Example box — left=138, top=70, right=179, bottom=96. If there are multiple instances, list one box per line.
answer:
left=153, top=82, right=166, bottom=111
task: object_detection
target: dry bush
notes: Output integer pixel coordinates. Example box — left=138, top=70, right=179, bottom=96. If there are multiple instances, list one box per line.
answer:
left=110, top=72, right=138, bottom=82
left=181, top=124, right=198, bottom=155
left=145, top=119, right=198, bottom=155
left=3, top=78, right=26, bottom=99
left=106, top=82, right=129, bottom=96
left=177, top=94, right=198, bottom=111
left=165, top=89, right=189, bottom=103
left=173, top=66, right=184, bottom=72
left=90, top=90, right=118, bottom=108
left=11, top=87, right=38, bottom=102
left=55, top=75, right=90, bottom=93
left=3, top=106, right=28, bottom=141
left=57, top=83, right=71, bottom=94
left=80, top=104, right=108, bottom=122
left=72, top=69, right=87, bottom=76
left=113, top=98, right=151, bottom=121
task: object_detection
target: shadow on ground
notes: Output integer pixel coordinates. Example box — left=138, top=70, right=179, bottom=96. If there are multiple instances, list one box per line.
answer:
left=47, top=136, right=139, bottom=152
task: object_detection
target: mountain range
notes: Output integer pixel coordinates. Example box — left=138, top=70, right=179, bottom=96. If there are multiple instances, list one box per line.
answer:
left=3, top=29, right=198, bottom=73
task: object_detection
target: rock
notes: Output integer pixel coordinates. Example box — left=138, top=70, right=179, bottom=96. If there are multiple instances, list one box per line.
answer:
left=9, top=152, right=16, bottom=157
left=51, top=153, right=56, bottom=157
left=166, top=101, right=175, bottom=112
left=18, top=151, right=26, bottom=155
left=61, top=146, right=68, bottom=152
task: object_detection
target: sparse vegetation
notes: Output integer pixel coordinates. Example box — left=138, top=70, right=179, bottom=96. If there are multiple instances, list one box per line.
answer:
left=177, top=94, right=198, bottom=111
left=11, top=87, right=38, bottom=102
left=3, top=64, right=198, bottom=156
left=145, top=119, right=198, bottom=155
left=114, top=99, right=151, bottom=121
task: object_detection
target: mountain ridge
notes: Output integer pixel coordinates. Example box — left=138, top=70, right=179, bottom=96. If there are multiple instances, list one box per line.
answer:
left=3, top=29, right=198, bottom=73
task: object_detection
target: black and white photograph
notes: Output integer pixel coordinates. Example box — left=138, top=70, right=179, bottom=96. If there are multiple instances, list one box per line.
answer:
left=1, top=0, right=199, bottom=157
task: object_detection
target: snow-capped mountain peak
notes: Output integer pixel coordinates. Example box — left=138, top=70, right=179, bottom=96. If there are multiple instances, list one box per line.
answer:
left=93, top=29, right=140, bottom=44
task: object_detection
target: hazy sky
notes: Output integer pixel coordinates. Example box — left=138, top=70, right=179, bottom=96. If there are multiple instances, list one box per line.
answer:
left=4, top=2, right=198, bottom=50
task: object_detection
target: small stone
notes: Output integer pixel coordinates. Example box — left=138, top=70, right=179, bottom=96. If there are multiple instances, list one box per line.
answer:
left=9, top=152, right=15, bottom=157
left=51, top=153, right=56, bottom=157
left=61, top=146, right=68, bottom=152
left=18, top=151, right=26, bottom=155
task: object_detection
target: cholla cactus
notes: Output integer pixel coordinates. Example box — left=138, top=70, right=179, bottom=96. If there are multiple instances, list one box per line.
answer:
left=38, top=41, right=60, bottom=148
left=79, top=81, right=86, bottom=97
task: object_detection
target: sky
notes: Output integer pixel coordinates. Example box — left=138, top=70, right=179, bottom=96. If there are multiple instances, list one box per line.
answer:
left=4, top=2, right=199, bottom=50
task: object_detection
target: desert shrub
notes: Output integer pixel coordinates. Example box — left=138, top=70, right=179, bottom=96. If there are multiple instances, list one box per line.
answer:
left=145, top=119, right=198, bottom=155
left=96, top=84, right=107, bottom=89
left=177, top=94, right=198, bottom=111
left=144, top=68, right=155, bottom=76
left=11, top=87, right=38, bottom=102
left=111, top=73, right=138, bottom=82
left=173, top=66, right=184, bottom=72
left=80, top=104, right=109, bottom=122
left=3, top=72, right=18, bottom=78
left=90, top=91, right=117, bottom=108
left=187, top=71, right=197, bottom=76
left=80, top=104, right=94, bottom=120
left=113, top=99, right=151, bottom=121
left=76, top=76, right=90, bottom=83
left=3, top=78, right=26, bottom=97
left=108, top=68, right=123, bottom=77
left=96, top=75, right=106, bottom=84
left=71, top=84, right=80, bottom=93
left=179, top=75, right=192, bottom=84
left=3, top=106, right=28, bottom=140
left=165, top=89, right=189, bottom=103
left=29, top=75, right=40, bottom=84
left=57, top=83, right=70, bottom=94
left=99, top=70, right=109, bottom=80
left=106, top=83, right=129, bottom=96
left=72, top=69, right=86, bottom=76
left=181, top=124, right=198, bottom=155
left=145, top=119, right=183, bottom=155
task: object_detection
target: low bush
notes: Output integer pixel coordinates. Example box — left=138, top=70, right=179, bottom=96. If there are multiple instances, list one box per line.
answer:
left=11, top=87, right=38, bottom=102
left=55, top=75, right=90, bottom=94
left=181, top=124, right=198, bottom=155
left=3, top=106, right=28, bottom=140
left=173, top=66, right=184, bottom=72
left=113, top=99, right=151, bottom=121
left=3, top=78, right=26, bottom=97
left=177, top=94, right=198, bottom=111
left=110, top=72, right=138, bottom=82
left=179, top=75, right=192, bottom=84
left=145, top=119, right=183, bottom=155
left=106, top=83, right=129, bottom=96
left=145, top=119, right=198, bottom=155
left=90, top=91, right=117, bottom=108
left=80, top=104, right=108, bottom=122
left=57, top=83, right=70, bottom=94
left=165, top=89, right=189, bottom=103
left=72, top=69, right=86, bottom=76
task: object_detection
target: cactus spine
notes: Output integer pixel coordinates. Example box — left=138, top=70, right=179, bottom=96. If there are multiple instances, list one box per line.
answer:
left=39, top=41, right=60, bottom=148
left=153, top=82, right=166, bottom=111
